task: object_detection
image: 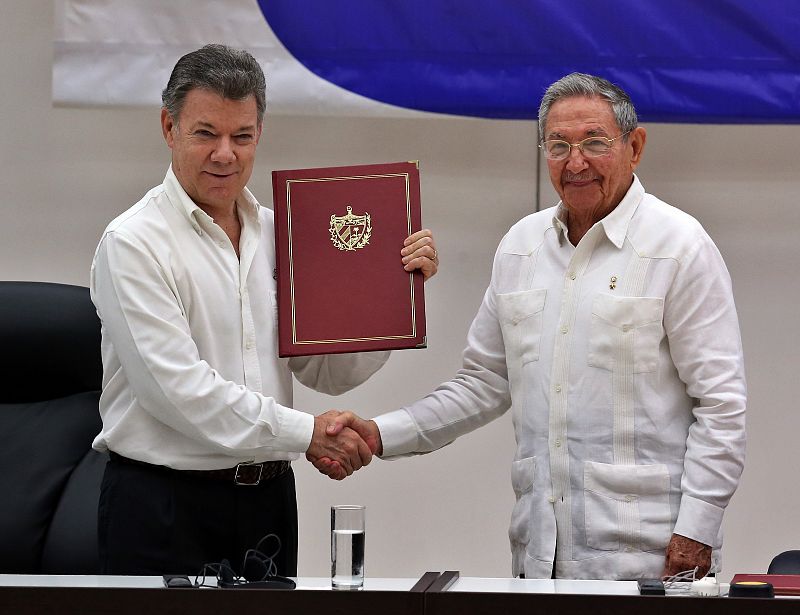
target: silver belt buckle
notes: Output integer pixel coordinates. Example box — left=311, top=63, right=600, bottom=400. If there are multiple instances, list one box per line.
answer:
left=234, top=462, right=263, bottom=486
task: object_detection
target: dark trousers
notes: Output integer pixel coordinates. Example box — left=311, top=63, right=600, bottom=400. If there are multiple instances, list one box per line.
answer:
left=98, top=456, right=298, bottom=577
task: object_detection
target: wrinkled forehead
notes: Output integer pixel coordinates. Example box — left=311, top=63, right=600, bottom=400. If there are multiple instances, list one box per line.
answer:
left=544, top=96, right=619, bottom=139
left=175, top=88, right=260, bottom=129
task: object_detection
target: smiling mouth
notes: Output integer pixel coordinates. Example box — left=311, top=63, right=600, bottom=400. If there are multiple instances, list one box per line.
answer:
left=564, top=175, right=598, bottom=187
left=205, top=171, right=236, bottom=179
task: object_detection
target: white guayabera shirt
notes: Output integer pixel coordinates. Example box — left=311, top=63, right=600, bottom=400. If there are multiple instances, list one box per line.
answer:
left=375, top=176, right=746, bottom=580
left=90, top=166, right=389, bottom=470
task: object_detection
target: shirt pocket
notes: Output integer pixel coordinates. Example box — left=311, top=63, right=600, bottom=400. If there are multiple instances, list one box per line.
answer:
left=584, top=461, right=672, bottom=552
left=496, top=289, right=547, bottom=365
left=508, top=456, right=536, bottom=549
left=588, top=295, right=664, bottom=373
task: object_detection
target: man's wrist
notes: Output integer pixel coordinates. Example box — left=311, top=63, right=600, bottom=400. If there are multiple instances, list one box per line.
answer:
left=285, top=408, right=315, bottom=454
left=372, top=409, right=418, bottom=457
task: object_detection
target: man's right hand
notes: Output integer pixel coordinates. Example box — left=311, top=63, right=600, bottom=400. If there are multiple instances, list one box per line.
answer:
left=309, top=411, right=383, bottom=480
left=306, top=410, right=374, bottom=480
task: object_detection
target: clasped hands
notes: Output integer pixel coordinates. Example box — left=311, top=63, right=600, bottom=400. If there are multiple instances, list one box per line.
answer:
left=304, top=229, right=435, bottom=480
left=306, top=411, right=382, bottom=481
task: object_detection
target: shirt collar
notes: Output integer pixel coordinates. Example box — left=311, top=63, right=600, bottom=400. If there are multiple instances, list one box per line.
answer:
left=163, top=165, right=261, bottom=236
left=551, top=174, right=644, bottom=249
left=552, top=206, right=569, bottom=245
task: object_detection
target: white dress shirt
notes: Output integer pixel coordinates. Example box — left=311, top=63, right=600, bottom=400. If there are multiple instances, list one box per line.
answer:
left=375, top=176, right=746, bottom=579
left=90, top=167, right=389, bottom=470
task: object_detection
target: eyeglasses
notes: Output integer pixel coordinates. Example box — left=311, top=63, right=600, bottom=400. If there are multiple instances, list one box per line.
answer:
left=539, top=131, right=631, bottom=161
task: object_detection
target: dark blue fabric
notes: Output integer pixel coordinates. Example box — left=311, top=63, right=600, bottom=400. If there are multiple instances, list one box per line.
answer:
left=259, top=0, right=799, bottom=123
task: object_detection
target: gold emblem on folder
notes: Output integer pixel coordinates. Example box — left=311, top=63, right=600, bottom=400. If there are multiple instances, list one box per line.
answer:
left=329, top=205, right=372, bottom=251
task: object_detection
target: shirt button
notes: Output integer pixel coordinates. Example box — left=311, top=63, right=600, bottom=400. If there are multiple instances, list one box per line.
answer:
left=555, top=439, right=562, bottom=448
left=569, top=272, right=576, bottom=280
left=245, top=339, right=254, bottom=350
left=560, top=326, right=568, bottom=334
left=622, top=324, right=632, bottom=332
left=548, top=496, right=555, bottom=504
left=624, top=495, right=632, bottom=502
left=555, top=384, right=562, bottom=393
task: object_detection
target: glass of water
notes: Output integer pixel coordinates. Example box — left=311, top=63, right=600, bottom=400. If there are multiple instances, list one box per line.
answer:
left=331, top=505, right=365, bottom=589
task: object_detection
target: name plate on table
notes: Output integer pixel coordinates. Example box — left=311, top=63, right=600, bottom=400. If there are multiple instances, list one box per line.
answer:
left=272, top=161, right=426, bottom=357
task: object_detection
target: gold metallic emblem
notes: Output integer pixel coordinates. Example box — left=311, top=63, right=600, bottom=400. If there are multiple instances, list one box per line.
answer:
left=329, top=205, right=372, bottom=251
left=609, top=275, right=617, bottom=290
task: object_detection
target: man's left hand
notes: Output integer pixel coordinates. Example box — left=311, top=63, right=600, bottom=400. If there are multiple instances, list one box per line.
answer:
left=662, top=534, right=712, bottom=578
left=402, top=229, right=438, bottom=281
left=305, top=410, right=373, bottom=480
left=310, top=411, right=382, bottom=481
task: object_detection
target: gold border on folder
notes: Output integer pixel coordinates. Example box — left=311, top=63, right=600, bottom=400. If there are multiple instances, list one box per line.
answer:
left=285, top=172, right=416, bottom=345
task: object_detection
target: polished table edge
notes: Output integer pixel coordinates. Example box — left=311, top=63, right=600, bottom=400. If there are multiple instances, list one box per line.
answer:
left=0, top=575, right=417, bottom=591
left=425, top=589, right=800, bottom=615
left=0, top=575, right=642, bottom=593
left=0, top=575, right=794, bottom=615
left=0, top=580, right=421, bottom=615
left=1, top=575, right=797, bottom=597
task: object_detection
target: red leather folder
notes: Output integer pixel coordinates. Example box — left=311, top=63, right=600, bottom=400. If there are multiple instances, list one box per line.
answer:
left=272, top=161, right=426, bottom=357
left=730, top=574, right=800, bottom=596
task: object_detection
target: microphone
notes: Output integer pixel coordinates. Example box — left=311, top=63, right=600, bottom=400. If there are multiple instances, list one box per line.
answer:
left=218, top=558, right=236, bottom=587
left=243, top=553, right=268, bottom=583
left=242, top=552, right=296, bottom=589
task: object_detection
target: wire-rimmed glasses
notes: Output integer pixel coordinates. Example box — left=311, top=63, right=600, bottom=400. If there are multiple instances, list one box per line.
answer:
left=539, top=131, right=631, bottom=160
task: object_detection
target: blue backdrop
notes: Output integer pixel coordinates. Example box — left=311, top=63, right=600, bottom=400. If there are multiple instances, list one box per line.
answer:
left=259, top=0, right=800, bottom=123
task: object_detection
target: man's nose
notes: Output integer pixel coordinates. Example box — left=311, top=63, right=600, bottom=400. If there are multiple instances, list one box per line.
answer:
left=564, top=145, right=588, bottom=172
left=211, top=136, right=236, bottom=163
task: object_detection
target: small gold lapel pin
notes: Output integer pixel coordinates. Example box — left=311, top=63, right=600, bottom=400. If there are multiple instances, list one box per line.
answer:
left=609, top=275, right=617, bottom=290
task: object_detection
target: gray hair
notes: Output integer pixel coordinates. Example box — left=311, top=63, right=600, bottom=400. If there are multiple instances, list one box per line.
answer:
left=538, top=73, right=638, bottom=142
left=162, top=44, right=266, bottom=125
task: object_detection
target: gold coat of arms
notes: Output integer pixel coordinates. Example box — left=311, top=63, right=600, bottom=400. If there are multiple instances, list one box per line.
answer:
left=329, top=205, right=372, bottom=251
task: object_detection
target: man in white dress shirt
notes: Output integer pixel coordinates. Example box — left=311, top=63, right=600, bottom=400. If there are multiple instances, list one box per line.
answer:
left=319, top=73, right=746, bottom=581
left=90, top=44, right=438, bottom=576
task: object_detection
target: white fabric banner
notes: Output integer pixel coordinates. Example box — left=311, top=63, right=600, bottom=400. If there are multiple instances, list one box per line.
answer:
left=52, top=0, right=421, bottom=117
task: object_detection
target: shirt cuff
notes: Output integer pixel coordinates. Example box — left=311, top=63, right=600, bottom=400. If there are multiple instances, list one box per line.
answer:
left=373, top=409, right=419, bottom=457
left=274, top=404, right=315, bottom=454
left=673, top=494, right=725, bottom=548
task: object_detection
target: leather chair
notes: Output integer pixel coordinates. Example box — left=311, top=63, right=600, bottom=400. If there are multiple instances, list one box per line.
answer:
left=768, top=550, right=800, bottom=574
left=0, top=281, right=106, bottom=573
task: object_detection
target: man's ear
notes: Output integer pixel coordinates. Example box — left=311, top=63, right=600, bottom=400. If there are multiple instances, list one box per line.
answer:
left=628, top=126, right=647, bottom=171
left=161, top=108, right=176, bottom=149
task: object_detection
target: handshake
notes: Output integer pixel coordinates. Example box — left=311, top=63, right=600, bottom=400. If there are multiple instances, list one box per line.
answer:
left=305, top=410, right=383, bottom=480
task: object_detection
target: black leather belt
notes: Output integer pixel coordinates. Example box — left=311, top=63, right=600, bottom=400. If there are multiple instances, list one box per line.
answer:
left=109, top=452, right=290, bottom=486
